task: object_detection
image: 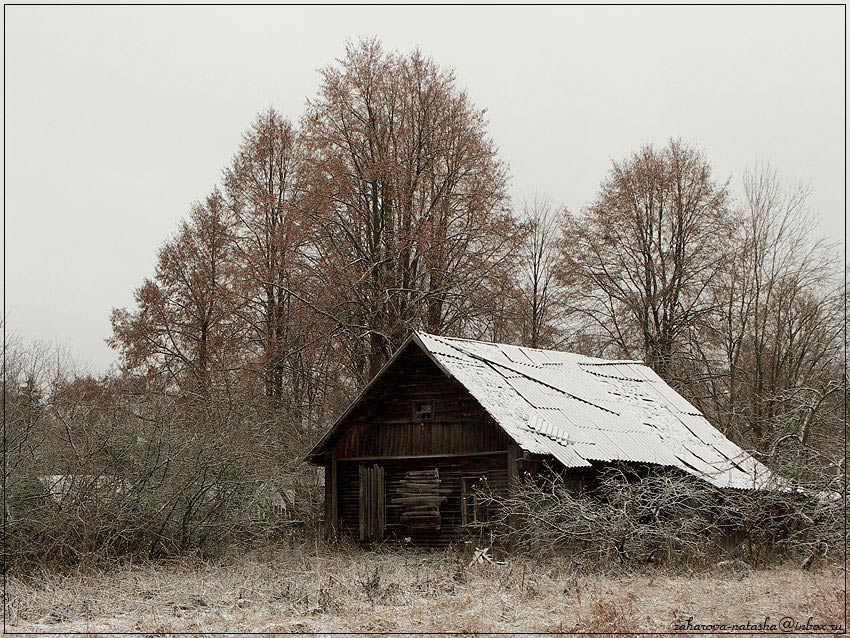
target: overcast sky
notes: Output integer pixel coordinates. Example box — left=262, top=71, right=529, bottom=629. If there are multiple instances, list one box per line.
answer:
left=4, top=6, right=845, bottom=373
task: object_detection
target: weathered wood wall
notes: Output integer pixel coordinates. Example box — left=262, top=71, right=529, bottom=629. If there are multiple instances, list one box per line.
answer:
left=337, top=453, right=509, bottom=546
left=330, top=345, right=512, bottom=459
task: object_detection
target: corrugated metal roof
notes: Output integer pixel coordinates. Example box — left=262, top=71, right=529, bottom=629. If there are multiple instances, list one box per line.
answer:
left=414, top=332, right=775, bottom=490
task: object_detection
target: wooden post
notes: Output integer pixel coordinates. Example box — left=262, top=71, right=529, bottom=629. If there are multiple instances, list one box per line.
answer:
left=358, top=465, right=365, bottom=541
left=507, top=444, right=521, bottom=487
left=506, top=444, right=521, bottom=549
left=375, top=465, right=387, bottom=538
left=324, top=450, right=338, bottom=540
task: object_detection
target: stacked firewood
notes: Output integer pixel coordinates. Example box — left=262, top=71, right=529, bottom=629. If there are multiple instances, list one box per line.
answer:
left=392, top=468, right=449, bottom=530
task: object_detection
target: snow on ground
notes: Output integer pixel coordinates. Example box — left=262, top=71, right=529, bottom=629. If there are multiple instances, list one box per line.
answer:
left=7, top=544, right=845, bottom=635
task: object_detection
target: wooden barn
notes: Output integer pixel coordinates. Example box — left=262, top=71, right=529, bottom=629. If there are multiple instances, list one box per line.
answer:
left=305, top=332, right=773, bottom=545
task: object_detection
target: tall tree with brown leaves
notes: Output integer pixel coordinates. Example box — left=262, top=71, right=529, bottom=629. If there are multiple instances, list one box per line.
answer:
left=222, top=108, right=316, bottom=416
left=110, top=191, right=242, bottom=399
left=301, top=38, right=519, bottom=381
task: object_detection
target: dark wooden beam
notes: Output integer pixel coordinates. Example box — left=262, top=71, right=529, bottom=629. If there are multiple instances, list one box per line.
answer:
left=506, top=444, right=521, bottom=550
left=337, top=450, right=509, bottom=463
left=324, top=450, right=338, bottom=540
left=507, top=444, right=521, bottom=486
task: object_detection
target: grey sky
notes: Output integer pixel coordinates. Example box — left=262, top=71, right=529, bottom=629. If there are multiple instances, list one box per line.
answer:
left=4, top=6, right=844, bottom=373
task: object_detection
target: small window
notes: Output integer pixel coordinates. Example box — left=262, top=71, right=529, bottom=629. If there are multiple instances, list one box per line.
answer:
left=461, top=476, right=488, bottom=526
left=413, top=400, right=434, bottom=421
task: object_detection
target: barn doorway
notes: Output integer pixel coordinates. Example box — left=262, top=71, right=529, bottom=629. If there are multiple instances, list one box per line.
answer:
left=358, top=464, right=385, bottom=541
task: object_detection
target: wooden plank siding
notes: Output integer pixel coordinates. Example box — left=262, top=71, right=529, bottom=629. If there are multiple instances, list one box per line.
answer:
left=331, top=345, right=512, bottom=460
left=358, top=465, right=385, bottom=541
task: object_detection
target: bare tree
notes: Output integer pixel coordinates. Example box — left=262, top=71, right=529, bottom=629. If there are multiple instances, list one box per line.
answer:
left=559, top=140, right=731, bottom=380
left=689, top=166, right=843, bottom=457
left=516, top=194, right=564, bottom=348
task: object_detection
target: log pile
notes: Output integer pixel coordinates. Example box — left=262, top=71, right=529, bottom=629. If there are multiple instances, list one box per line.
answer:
left=391, top=468, right=448, bottom=530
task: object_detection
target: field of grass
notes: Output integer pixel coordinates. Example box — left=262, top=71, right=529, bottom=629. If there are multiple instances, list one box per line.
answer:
left=6, top=541, right=846, bottom=635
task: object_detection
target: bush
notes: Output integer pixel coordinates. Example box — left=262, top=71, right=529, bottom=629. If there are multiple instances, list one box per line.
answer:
left=483, top=464, right=844, bottom=569
left=4, top=387, right=325, bottom=572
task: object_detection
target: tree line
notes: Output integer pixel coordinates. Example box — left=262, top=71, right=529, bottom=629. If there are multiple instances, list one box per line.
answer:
left=4, top=38, right=843, bottom=567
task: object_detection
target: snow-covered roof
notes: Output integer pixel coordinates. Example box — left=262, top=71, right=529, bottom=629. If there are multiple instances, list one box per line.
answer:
left=307, top=331, right=775, bottom=490
left=412, top=332, right=774, bottom=490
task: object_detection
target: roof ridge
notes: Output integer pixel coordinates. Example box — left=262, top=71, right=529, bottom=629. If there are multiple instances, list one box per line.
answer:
left=580, top=359, right=645, bottom=366
left=415, top=330, right=609, bottom=361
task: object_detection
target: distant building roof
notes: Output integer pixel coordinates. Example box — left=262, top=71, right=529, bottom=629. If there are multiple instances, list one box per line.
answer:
left=309, top=331, right=775, bottom=490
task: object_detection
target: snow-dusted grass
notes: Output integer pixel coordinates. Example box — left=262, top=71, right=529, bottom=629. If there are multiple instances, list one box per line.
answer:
left=6, top=542, right=845, bottom=634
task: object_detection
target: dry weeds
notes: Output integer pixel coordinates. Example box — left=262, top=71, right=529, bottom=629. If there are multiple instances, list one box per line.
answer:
left=6, top=541, right=845, bottom=635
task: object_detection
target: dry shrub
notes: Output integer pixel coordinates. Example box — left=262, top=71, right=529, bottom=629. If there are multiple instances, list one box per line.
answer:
left=572, top=592, right=640, bottom=636
left=484, top=463, right=844, bottom=570
left=5, top=388, right=325, bottom=572
left=801, top=576, right=846, bottom=627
